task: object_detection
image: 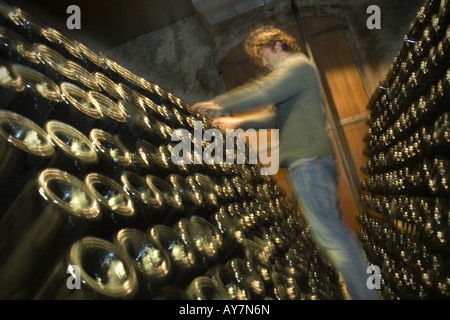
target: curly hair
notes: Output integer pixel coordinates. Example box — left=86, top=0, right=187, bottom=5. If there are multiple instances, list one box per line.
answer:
left=244, top=26, right=301, bottom=64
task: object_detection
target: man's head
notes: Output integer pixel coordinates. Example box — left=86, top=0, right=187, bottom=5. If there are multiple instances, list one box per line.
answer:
left=245, top=26, right=301, bottom=69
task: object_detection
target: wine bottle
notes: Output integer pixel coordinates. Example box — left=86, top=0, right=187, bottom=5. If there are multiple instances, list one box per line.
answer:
left=46, top=120, right=98, bottom=177
left=113, top=228, right=172, bottom=299
left=0, top=110, right=55, bottom=216
left=0, top=168, right=102, bottom=299
left=34, top=236, right=138, bottom=300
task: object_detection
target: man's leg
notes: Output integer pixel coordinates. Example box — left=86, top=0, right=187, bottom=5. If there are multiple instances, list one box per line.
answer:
left=288, top=155, right=379, bottom=300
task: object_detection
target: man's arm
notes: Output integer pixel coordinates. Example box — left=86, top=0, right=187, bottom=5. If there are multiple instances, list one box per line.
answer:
left=190, top=100, right=226, bottom=118
left=212, top=107, right=277, bottom=131
left=216, top=55, right=316, bottom=115
left=238, top=107, right=277, bottom=130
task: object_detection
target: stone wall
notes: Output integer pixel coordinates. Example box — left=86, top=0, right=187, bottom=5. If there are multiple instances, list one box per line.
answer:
left=104, top=0, right=424, bottom=105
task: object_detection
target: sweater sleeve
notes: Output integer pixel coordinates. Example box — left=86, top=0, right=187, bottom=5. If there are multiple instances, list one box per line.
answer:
left=239, top=107, right=277, bottom=130
left=214, top=54, right=316, bottom=115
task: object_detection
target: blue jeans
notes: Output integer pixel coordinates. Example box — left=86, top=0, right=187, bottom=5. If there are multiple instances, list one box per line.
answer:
left=287, top=155, right=379, bottom=300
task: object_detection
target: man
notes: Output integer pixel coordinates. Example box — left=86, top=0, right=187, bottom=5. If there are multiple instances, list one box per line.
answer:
left=191, top=26, right=379, bottom=300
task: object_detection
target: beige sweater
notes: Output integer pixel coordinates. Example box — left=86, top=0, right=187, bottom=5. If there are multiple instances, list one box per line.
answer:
left=215, top=53, right=335, bottom=167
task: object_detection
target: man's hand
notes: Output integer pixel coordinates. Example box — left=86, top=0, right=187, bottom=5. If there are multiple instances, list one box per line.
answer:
left=212, top=117, right=244, bottom=130
left=191, top=101, right=224, bottom=119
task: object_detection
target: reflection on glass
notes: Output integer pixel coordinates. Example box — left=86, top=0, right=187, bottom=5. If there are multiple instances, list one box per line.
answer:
left=185, top=276, right=231, bottom=300
left=114, top=228, right=172, bottom=298
left=46, top=120, right=98, bottom=176
left=206, top=264, right=250, bottom=300
left=174, top=216, right=223, bottom=270
left=35, top=236, right=138, bottom=299
left=149, top=224, right=196, bottom=287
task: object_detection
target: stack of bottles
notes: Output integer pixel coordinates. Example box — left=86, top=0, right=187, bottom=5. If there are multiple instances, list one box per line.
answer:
left=359, top=0, right=450, bottom=299
left=0, top=0, right=345, bottom=300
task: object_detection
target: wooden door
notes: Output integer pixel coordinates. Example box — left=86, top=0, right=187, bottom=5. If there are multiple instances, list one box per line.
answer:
left=301, top=17, right=369, bottom=231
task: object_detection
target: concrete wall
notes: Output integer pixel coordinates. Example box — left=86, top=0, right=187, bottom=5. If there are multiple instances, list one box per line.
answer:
left=104, top=0, right=424, bottom=105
